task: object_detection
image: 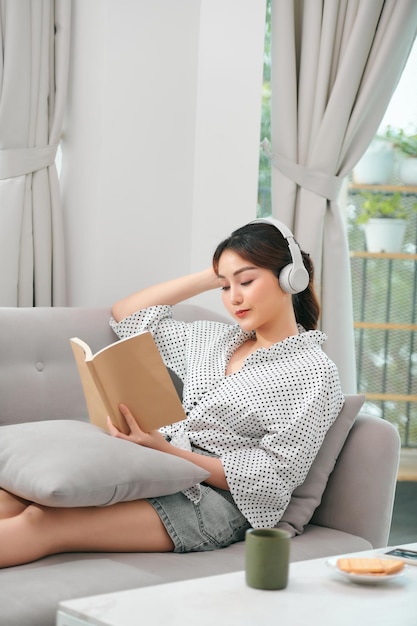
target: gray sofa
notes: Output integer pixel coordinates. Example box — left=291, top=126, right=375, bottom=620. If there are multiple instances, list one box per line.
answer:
left=0, top=305, right=401, bottom=626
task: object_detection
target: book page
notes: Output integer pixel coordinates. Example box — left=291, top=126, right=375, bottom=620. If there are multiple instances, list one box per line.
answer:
left=71, top=333, right=185, bottom=434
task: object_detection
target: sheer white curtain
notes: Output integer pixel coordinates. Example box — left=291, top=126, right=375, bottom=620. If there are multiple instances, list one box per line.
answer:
left=0, top=0, right=71, bottom=306
left=268, top=0, right=417, bottom=391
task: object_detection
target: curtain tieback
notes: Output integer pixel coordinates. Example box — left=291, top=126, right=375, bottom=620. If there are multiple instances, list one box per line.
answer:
left=262, top=141, right=342, bottom=201
left=0, top=144, right=58, bottom=180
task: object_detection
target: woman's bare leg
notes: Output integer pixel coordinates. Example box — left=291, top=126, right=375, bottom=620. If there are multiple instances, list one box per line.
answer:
left=0, top=490, right=30, bottom=519
left=0, top=499, right=174, bottom=568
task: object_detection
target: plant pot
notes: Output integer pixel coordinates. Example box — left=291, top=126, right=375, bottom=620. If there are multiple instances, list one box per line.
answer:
left=399, top=158, right=417, bottom=185
left=353, top=140, right=395, bottom=185
left=363, top=218, right=407, bottom=253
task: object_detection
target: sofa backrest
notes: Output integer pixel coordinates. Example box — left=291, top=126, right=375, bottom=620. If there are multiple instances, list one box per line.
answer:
left=0, top=307, right=116, bottom=425
left=0, top=305, right=230, bottom=426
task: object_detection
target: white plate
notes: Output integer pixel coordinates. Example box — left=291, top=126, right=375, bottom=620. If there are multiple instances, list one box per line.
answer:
left=326, top=557, right=406, bottom=585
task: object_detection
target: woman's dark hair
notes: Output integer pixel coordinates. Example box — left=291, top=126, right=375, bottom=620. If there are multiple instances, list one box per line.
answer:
left=212, top=222, right=320, bottom=330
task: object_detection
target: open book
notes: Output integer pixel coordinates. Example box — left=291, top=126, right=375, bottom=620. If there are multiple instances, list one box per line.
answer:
left=70, top=332, right=186, bottom=434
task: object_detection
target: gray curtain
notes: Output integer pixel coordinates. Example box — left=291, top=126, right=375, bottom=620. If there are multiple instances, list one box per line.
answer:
left=268, top=0, right=417, bottom=392
left=0, top=0, right=71, bottom=306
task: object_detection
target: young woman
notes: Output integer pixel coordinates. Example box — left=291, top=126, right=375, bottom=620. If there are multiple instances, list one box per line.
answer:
left=0, top=219, right=343, bottom=567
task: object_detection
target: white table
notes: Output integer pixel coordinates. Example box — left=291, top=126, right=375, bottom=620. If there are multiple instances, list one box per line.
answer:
left=56, top=543, right=417, bottom=626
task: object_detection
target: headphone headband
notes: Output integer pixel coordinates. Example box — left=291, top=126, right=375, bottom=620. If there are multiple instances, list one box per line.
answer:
left=249, top=217, right=309, bottom=294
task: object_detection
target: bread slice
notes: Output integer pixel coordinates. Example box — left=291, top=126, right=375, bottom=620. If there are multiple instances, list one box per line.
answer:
left=336, top=557, right=404, bottom=576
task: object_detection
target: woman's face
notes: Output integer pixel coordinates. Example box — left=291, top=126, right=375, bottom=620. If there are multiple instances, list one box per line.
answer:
left=216, top=250, right=289, bottom=335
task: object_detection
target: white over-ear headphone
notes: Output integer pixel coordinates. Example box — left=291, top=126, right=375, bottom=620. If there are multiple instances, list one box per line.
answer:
left=249, top=217, right=309, bottom=294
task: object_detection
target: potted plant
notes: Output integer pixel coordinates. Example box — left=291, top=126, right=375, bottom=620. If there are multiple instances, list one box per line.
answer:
left=382, top=127, right=417, bottom=185
left=355, top=191, right=416, bottom=252
left=352, top=137, right=395, bottom=185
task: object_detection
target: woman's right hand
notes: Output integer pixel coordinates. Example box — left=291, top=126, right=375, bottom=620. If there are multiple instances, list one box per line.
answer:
left=107, top=405, right=171, bottom=452
left=108, top=405, right=229, bottom=490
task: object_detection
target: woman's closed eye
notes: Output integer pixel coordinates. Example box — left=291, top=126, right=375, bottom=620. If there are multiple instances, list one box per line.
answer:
left=220, top=279, right=253, bottom=291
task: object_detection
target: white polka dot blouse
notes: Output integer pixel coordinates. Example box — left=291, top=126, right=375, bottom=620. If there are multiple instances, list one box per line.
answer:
left=110, top=305, right=344, bottom=528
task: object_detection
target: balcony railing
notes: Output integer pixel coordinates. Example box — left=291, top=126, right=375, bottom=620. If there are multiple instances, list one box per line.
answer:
left=348, top=185, right=417, bottom=448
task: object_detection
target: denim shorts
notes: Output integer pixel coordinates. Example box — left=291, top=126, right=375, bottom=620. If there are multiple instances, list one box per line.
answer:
left=147, top=485, right=251, bottom=553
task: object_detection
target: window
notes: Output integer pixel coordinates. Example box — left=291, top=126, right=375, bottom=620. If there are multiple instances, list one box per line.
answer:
left=347, top=39, right=417, bottom=447
left=257, top=12, right=417, bottom=446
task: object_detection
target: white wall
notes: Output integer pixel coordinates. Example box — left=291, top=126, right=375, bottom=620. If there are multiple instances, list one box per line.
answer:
left=61, top=0, right=266, bottom=313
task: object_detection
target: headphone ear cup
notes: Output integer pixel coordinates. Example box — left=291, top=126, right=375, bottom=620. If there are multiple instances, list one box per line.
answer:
left=279, top=264, right=309, bottom=295
left=250, top=217, right=310, bottom=294
left=278, top=264, right=294, bottom=294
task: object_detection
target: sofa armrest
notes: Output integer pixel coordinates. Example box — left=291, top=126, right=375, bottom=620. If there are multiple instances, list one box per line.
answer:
left=310, top=413, right=400, bottom=548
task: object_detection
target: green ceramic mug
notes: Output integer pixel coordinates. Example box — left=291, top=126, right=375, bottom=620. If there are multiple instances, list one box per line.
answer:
left=245, top=528, right=291, bottom=590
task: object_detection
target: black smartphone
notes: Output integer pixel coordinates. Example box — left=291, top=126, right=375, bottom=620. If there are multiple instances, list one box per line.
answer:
left=385, top=547, right=417, bottom=565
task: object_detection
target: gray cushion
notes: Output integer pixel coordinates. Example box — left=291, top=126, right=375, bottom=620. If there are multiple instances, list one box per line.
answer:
left=0, top=420, right=209, bottom=507
left=276, top=394, right=365, bottom=536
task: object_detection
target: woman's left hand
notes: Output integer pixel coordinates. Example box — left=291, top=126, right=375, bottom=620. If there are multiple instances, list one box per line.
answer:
left=107, top=404, right=171, bottom=452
